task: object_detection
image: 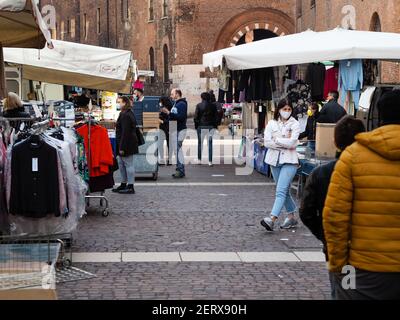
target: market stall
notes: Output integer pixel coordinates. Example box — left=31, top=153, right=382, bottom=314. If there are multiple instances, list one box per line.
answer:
left=0, top=0, right=52, bottom=99
left=203, top=27, right=400, bottom=178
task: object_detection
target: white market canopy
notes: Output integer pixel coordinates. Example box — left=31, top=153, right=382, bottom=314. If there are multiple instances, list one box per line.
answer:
left=4, top=39, right=134, bottom=93
left=203, top=28, right=400, bottom=71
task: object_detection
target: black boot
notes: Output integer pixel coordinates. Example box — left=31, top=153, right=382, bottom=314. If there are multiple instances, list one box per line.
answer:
left=112, top=183, right=127, bottom=193
left=118, top=184, right=135, bottom=194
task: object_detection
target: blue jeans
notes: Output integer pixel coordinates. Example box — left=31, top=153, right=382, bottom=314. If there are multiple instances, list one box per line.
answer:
left=117, top=155, right=135, bottom=185
left=197, top=127, right=214, bottom=163
left=270, top=164, right=298, bottom=218
left=176, top=133, right=185, bottom=175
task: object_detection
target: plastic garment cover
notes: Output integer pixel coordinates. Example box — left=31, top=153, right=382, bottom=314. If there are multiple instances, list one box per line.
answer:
left=6, top=128, right=87, bottom=235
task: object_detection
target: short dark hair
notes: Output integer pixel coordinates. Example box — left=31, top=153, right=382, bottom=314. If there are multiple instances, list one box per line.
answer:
left=328, top=90, right=339, bottom=101
left=378, top=90, right=400, bottom=125
left=159, top=96, right=173, bottom=110
left=201, top=92, right=211, bottom=102
left=134, top=88, right=144, bottom=94
left=310, top=102, right=319, bottom=111
left=334, top=115, right=366, bottom=151
left=274, top=98, right=293, bottom=121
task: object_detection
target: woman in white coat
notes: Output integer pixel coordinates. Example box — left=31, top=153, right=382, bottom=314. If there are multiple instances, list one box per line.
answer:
left=261, top=98, right=300, bottom=231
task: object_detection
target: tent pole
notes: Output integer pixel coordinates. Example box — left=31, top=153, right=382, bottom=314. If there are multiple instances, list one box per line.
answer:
left=0, top=43, right=6, bottom=100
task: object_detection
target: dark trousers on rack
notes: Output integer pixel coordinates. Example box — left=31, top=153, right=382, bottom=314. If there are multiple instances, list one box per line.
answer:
left=218, top=89, right=233, bottom=104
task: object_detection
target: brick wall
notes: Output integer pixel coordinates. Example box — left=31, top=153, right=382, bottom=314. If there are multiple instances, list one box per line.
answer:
left=296, top=0, right=400, bottom=84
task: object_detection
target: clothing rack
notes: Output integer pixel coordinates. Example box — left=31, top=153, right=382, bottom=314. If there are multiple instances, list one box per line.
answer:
left=52, top=115, right=110, bottom=217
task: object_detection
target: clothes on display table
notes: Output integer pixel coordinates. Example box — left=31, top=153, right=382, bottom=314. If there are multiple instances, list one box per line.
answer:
left=323, top=67, right=339, bottom=99
left=1, top=127, right=88, bottom=235
left=339, top=59, right=364, bottom=111
left=76, top=123, right=114, bottom=178
left=287, top=80, right=312, bottom=117
left=239, top=68, right=276, bottom=102
left=305, top=63, right=326, bottom=101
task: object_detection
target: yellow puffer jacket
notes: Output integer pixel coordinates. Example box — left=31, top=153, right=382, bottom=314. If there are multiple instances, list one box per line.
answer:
left=323, top=125, right=400, bottom=273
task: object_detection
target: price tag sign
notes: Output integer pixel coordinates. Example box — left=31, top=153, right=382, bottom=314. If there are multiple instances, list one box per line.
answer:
left=32, top=158, right=38, bottom=172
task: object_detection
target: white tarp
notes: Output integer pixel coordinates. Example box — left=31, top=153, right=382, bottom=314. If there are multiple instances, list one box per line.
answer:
left=4, top=40, right=134, bottom=93
left=203, top=28, right=400, bottom=71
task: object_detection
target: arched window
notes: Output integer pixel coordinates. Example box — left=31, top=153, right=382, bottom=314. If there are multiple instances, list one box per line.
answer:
left=370, top=12, right=382, bottom=32
left=149, top=47, right=155, bottom=84
left=163, top=45, right=169, bottom=82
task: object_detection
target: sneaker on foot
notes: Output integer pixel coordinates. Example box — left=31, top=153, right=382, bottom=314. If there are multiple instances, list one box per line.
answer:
left=280, top=217, right=299, bottom=229
left=261, top=217, right=275, bottom=232
left=208, top=162, right=213, bottom=167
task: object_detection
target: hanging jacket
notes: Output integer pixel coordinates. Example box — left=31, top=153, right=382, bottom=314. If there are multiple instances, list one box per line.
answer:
left=264, top=117, right=300, bottom=167
left=76, top=124, right=114, bottom=177
left=10, top=138, right=60, bottom=218
left=323, top=125, right=400, bottom=273
left=116, top=109, right=139, bottom=156
left=305, top=63, right=326, bottom=100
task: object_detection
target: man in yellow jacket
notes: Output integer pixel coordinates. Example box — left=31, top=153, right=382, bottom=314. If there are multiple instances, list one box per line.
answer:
left=323, top=90, right=400, bottom=300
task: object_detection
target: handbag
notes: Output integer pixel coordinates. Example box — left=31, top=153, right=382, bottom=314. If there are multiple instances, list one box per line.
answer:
left=136, top=127, right=145, bottom=146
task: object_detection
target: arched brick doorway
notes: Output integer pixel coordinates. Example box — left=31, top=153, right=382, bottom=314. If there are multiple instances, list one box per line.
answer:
left=214, top=8, right=295, bottom=50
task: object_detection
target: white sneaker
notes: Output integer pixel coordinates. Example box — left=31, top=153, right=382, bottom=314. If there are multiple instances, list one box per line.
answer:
left=261, top=217, right=275, bottom=232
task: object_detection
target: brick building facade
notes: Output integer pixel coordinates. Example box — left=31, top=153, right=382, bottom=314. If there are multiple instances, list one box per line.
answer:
left=40, top=0, right=400, bottom=111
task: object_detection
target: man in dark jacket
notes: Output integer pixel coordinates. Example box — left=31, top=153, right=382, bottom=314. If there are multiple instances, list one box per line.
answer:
left=162, top=89, right=188, bottom=178
left=194, top=92, right=218, bottom=165
left=299, top=102, right=320, bottom=147
left=299, top=115, right=366, bottom=299
left=317, top=91, right=347, bottom=124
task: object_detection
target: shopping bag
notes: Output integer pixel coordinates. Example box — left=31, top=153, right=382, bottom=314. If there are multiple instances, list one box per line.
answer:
left=136, top=127, right=145, bottom=146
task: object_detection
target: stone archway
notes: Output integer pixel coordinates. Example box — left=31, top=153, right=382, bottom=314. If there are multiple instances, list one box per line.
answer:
left=214, top=8, right=295, bottom=50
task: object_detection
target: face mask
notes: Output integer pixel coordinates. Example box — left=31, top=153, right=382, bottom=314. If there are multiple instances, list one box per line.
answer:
left=307, top=109, right=314, bottom=117
left=280, top=110, right=291, bottom=120
left=159, top=103, right=163, bottom=107
left=116, top=103, right=121, bottom=110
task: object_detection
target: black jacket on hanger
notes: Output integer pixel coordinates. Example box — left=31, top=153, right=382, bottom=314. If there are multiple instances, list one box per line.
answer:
left=239, top=68, right=276, bottom=102
left=10, top=137, right=60, bottom=218
left=305, top=63, right=326, bottom=101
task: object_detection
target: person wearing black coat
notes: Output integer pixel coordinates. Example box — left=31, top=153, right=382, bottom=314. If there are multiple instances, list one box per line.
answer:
left=113, top=96, right=139, bottom=194
left=158, top=96, right=173, bottom=166
left=299, top=115, right=366, bottom=299
left=317, top=91, right=347, bottom=124
left=194, top=92, right=218, bottom=166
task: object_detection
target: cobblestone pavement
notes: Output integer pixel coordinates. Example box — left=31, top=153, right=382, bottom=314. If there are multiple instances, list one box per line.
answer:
left=57, top=262, right=331, bottom=300
left=56, top=164, right=330, bottom=300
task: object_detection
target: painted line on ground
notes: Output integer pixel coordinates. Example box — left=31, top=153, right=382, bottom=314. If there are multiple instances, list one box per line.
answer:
left=71, top=252, right=325, bottom=263
left=132, top=182, right=276, bottom=187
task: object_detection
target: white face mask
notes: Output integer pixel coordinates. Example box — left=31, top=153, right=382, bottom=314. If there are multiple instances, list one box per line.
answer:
left=159, top=103, right=163, bottom=107
left=280, top=110, right=292, bottom=120
left=116, top=103, right=121, bottom=109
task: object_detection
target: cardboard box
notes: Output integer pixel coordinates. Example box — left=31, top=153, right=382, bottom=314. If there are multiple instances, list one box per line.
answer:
left=316, top=123, right=337, bottom=159
left=0, top=289, right=57, bottom=300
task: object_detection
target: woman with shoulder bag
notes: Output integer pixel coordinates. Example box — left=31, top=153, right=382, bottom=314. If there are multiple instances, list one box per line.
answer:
left=113, top=96, right=139, bottom=195
left=261, top=98, right=301, bottom=231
